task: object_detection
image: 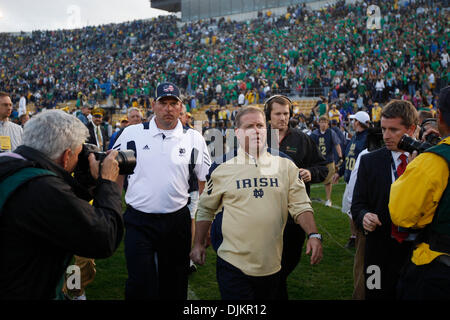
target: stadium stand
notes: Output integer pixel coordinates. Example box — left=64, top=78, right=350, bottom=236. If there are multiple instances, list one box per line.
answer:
left=0, top=0, right=448, bottom=130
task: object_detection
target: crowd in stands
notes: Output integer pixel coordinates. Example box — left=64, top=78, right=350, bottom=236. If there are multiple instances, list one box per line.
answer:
left=1, top=0, right=448, bottom=131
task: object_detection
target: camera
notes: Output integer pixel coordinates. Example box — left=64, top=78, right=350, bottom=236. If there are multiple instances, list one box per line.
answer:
left=367, top=127, right=385, bottom=152
left=419, top=118, right=440, bottom=146
left=424, top=132, right=441, bottom=146
left=77, top=143, right=136, bottom=176
left=397, top=134, right=438, bottom=154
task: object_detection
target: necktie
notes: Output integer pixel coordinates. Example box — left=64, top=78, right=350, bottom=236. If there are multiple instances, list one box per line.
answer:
left=396, top=154, right=407, bottom=177
left=392, top=153, right=408, bottom=243
left=96, top=126, right=103, bottom=149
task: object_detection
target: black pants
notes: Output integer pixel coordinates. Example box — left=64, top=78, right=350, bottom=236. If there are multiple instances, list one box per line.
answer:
left=216, top=256, right=280, bottom=300
left=397, top=258, right=450, bottom=300
left=276, top=218, right=306, bottom=300
left=364, top=238, right=413, bottom=300
left=123, top=205, right=191, bottom=300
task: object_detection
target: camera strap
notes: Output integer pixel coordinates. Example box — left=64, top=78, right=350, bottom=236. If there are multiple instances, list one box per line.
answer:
left=0, top=166, right=56, bottom=215
left=98, top=161, right=103, bottom=180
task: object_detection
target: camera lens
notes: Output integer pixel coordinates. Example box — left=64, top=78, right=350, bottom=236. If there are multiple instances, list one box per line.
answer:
left=116, top=150, right=136, bottom=175
left=397, top=135, right=433, bottom=154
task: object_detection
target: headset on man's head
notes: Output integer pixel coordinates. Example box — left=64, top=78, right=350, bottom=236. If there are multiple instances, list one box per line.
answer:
left=264, top=95, right=293, bottom=121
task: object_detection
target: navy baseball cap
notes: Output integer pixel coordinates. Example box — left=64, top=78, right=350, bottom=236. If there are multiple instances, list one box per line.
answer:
left=155, top=82, right=182, bottom=102
left=438, top=86, right=450, bottom=126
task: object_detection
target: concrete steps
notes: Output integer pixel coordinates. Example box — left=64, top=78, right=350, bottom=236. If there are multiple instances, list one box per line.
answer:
left=26, top=98, right=318, bottom=125
left=190, top=99, right=318, bottom=123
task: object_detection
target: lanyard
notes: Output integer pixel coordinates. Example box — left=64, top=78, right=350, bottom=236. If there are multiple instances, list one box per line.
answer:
left=390, top=153, right=399, bottom=181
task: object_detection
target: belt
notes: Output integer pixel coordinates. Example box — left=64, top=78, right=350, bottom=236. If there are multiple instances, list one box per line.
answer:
left=436, top=255, right=450, bottom=267
left=127, top=205, right=188, bottom=217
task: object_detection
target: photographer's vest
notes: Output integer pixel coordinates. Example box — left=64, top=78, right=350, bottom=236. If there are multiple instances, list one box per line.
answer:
left=422, top=144, right=450, bottom=254
left=0, top=155, right=67, bottom=300
left=0, top=155, right=56, bottom=216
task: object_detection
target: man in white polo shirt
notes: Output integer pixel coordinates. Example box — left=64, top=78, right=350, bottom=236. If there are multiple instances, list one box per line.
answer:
left=0, top=92, right=23, bottom=152
left=113, top=82, right=211, bottom=300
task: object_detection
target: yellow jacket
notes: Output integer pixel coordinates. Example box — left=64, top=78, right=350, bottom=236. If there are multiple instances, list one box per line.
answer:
left=372, top=106, right=382, bottom=122
left=389, top=137, right=450, bottom=265
left=328, top=109, right=340, bottom=123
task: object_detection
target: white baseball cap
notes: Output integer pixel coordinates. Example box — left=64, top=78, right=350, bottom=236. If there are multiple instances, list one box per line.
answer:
left=349, top=111, right=370, bottom=125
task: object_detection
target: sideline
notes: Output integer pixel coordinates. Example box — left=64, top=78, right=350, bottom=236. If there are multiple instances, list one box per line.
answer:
left=188, top=285, right=199, bottom=300
left=310, top=182, right=345, bottom=189
left=311, top=198, right=355, bottom=257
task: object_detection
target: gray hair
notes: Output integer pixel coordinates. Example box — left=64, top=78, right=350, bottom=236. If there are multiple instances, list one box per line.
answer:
left=127, top=107, right=142, bottom=118
left=23, top=110, right=89, bottom=160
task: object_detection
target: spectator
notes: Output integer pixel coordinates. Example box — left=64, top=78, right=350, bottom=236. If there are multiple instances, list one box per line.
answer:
left=0, top=1, right=447, bottom=112
left=311, top=116, right=343, bottom=207
left=77, top=105, right=92, bottom=127
left=86, top=108, right=108, bottom=151
left=333, top=111, right=371, bottom=248
left=0, top=92, right=23, bottom=152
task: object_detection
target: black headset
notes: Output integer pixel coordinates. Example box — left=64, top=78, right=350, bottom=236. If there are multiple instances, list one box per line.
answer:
left=263, top=94, right=293, bottom=121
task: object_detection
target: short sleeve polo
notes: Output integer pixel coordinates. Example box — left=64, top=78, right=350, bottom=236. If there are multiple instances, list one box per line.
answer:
left=113, top=118, right=211, bottom=213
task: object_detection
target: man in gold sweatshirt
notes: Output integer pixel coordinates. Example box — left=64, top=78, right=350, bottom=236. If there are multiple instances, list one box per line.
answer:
left=190, top=106, right=323, bottom=300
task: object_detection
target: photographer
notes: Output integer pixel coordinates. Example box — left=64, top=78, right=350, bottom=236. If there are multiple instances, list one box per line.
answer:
left=389, top=86, right=450, bottom=300
left=0, top=110, right=123, bottom=300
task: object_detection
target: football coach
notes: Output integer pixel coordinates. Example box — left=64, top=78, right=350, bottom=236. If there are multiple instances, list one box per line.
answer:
left=113, top=82, right=211, bottom=300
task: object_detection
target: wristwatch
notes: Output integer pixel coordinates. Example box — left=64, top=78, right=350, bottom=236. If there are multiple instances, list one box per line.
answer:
left=308, top=233, right=323, bottom=242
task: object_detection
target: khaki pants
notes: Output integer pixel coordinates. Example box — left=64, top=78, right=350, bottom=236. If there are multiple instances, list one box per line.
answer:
left=63, top=256, right=96, bottom=298
left=323, top=162, right=336, bottom=185
left=352, top=229, right=366, bottom=300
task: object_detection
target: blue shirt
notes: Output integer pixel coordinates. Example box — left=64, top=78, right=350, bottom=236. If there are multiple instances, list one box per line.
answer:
left=341, top=129, right=368, bottom=183
left=311, top=128, right=339, bottom=164
left=77, top=113, right=89, bottom=127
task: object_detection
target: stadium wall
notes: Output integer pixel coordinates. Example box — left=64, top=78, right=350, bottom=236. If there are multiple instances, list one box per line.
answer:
left=181, top=0, right=310, bottom=22
left=180, top=0, right=360, bottom=22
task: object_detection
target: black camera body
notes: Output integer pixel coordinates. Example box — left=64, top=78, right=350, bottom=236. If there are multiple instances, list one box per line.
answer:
left=419, top=118, right=440, bottom=145
left=397, top=134, right=439, bottom=154
left=423, top=132, right=441, bottom=146
left=367, top=127, right=385, bottom=152
left=78, top=143, right=136, bottom=176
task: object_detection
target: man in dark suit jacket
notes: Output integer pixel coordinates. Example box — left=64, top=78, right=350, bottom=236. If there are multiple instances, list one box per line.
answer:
left=351, top=100, right=419, bottom=300
left=86, top=107, right=108, bottom=151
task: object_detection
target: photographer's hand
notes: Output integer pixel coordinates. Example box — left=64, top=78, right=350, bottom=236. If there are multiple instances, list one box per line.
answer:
left=408, top=150, right=419, bottom=163
left=422, top=127, right=440, bottom=142
left=88, top=150, right=119, bottom=181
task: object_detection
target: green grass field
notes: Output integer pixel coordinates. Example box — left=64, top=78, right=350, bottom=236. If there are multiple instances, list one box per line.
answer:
left=86, top=181, right=355, bottom=300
